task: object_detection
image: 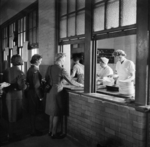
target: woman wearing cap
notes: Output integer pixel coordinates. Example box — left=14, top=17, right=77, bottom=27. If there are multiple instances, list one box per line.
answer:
left=113, top=50, right=135, bottom=96
left=113, top=50, right=135, bottom=83
left=26, top=54, right=44, bottom=136
left=45, top=53, right=83, bottom=139
left=96, top=57, right=113, bottom=86
left=2, top=54, right=26, bottom=140
left=97, top=57, right=113, bottom=79
left=71, top=53, right=84, bottom=84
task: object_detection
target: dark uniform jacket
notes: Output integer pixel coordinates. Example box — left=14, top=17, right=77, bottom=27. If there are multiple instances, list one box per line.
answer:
left=2, top=66, right=26, bottom=122
left=26, top=65, right=43, bottom=114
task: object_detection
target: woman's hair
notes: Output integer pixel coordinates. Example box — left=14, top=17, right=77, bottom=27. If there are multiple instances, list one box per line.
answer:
left=11, top=54, right=23, bottom=66
left=55, top=53, right=66, bottom=63
left=72, top=53, right=81, bottom=62
left=113, top=50, right=126, bottom=56
left=30, top=54, right=42, bottom=64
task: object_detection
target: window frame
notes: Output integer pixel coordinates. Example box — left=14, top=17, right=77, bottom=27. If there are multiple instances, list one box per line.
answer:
left=56, top=0, right=150, bottom=106
left=59, top=0, right=86, bottom=42
left=0, top=1, right=38, bottom=69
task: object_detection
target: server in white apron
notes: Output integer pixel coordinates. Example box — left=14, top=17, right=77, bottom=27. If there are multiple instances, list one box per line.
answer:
left=113, top=50, right=135, bottom=95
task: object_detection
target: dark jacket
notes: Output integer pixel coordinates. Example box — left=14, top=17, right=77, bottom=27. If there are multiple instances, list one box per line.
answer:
left=26, top=65, right=44, bottom=114
left=2, top=66, right=26, bottom=122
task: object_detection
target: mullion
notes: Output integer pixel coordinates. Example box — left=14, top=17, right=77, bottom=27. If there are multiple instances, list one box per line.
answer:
left=75, top=0, right=77, bottom=35
left=104, top=0, right=107, bottom=30
left=66, top=0, right=69, bottom=37
left=119, top=0, right=122, bottom=27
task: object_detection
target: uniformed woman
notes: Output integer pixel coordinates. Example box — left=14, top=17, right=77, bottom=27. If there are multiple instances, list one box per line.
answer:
left=45, top=53, right=83, bottom=139
left=26, top=54, right=44, bottom=136
left=2, top=54, right=26, bottom=140
left=113, top=50, right=135, bottom=83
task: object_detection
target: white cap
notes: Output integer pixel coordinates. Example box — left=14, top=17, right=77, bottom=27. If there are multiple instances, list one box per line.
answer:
left=100, top=57, right=109, bottom=64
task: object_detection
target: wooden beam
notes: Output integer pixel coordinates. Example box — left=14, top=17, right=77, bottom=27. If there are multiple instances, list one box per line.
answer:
left=84, top=0, right=92, bottom=93
left=135, top=0, right=149, bottom=105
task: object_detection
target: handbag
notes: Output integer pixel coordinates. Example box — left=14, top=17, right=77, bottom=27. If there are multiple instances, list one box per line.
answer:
left=44, top=65, right=52, bottom=93
left=44, top=83, right=52, bottom=93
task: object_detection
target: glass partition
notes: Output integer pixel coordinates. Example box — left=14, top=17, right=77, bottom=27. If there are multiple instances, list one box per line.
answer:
left=60, top=17, right=67, bottom=38
left=106, top=0, right=119, bottom=29
left=121, top=0, right=137, bottom=26
left=59, top=0, right=85, bottom=39
left=77, top=11, right=85, bottom=35
left=96, top=35, right=136, bottom=98
left=61, top=43, right=85, bottom=85
left=68, top=14, right=75, bottom=37
left=93, top=3, right=105, bottom=31
left=93, top=0, right=137, bottom=32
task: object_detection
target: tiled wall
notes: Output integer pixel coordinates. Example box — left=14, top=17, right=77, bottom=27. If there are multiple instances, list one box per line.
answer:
left=67, top=92, right=146, bottom=147
left=0, top=0, right=56, bottom=77
left=38, top=0, right=55, bottom=77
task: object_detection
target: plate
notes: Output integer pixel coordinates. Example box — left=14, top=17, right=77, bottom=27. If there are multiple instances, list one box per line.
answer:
left=0, top=82, right=11, bottom=88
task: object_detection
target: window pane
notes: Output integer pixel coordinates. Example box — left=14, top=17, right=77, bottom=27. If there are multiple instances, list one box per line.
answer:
left=13, top=23, right=16, bottom=31
left=95, top=0, right=104, bottom=3
left=24, top=17, right=26, bottom=31
left=29, top=30, right=33, bottom=44
left=18, top=34, right=21, bottom=46
left=61, top=0, right=67, bottom=15
left=96, top=35, right=136, bottom=94
left=5, top=28, right=7, bottom=37
left=33, top=11, right=36, bottom=27
left=77, top=11, right=85, bottom=35
left=93, top=3, right=105, bottom=32
left=24, top=32, right=26, bottom=42
left=21, top=33, right=23, bottom=46
left=9, top=24, right=12, bottom=36
left=121, top=0, right=137, bottom=26
left=77, top=0, right=85, bottom=10
left=68, top=0, right=75, bottom=13
left=18, top=20, right=21, bottom=33
left=9, top=38, right=13, bottom=48
left=29, top=13, right=32, bottom=29
left=106, top=0, right=119, bottom=29
left=21, top=18, right=23, bottom=32
left=33, top=28, right=36, bottom=43
left=60, top=17, right=67, bottom=38
left=68, top=14, right=75, bottom=37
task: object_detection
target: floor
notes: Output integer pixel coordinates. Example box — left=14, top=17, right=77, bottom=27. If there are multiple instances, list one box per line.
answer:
left=1, top=134, right=83, bottom=147
left=0, top=111, right=84, bottom=147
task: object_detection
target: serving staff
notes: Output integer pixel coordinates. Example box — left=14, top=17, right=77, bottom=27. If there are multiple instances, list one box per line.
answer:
left=96, top=57, right=113, bottom=86
left=113, top=50, right=135, bottom=96
left=113, top=50, right=135, bottom=83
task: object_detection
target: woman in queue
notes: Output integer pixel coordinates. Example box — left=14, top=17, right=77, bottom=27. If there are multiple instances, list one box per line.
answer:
left=45, top=53, right=83, bottom=139
left=2, top=54, right=26, bottom=141
left=26, top=54, right=44, bottom=136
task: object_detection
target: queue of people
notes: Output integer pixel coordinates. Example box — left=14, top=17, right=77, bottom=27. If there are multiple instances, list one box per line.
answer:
left=0, top=53, right=83, bottom=142
left=0, top=49, right=135, bottom=142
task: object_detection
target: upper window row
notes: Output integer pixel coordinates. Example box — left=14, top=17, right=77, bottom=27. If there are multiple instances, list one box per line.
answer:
left=59, top=0, right=137, bottom=39
left=2, top=9, right=38, bottom=50
left=93, top=0, right=137, bottom=32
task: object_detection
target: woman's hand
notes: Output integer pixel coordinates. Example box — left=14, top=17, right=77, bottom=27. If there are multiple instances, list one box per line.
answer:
left=79, top=84, right=84, bottom=87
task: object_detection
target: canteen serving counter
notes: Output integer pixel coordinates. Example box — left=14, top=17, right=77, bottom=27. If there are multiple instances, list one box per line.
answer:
left=63, top=84, right=149, bottom=147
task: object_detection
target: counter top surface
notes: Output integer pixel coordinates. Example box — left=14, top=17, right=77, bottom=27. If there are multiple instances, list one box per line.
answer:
left=63, top=85, right=84, bottom=91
